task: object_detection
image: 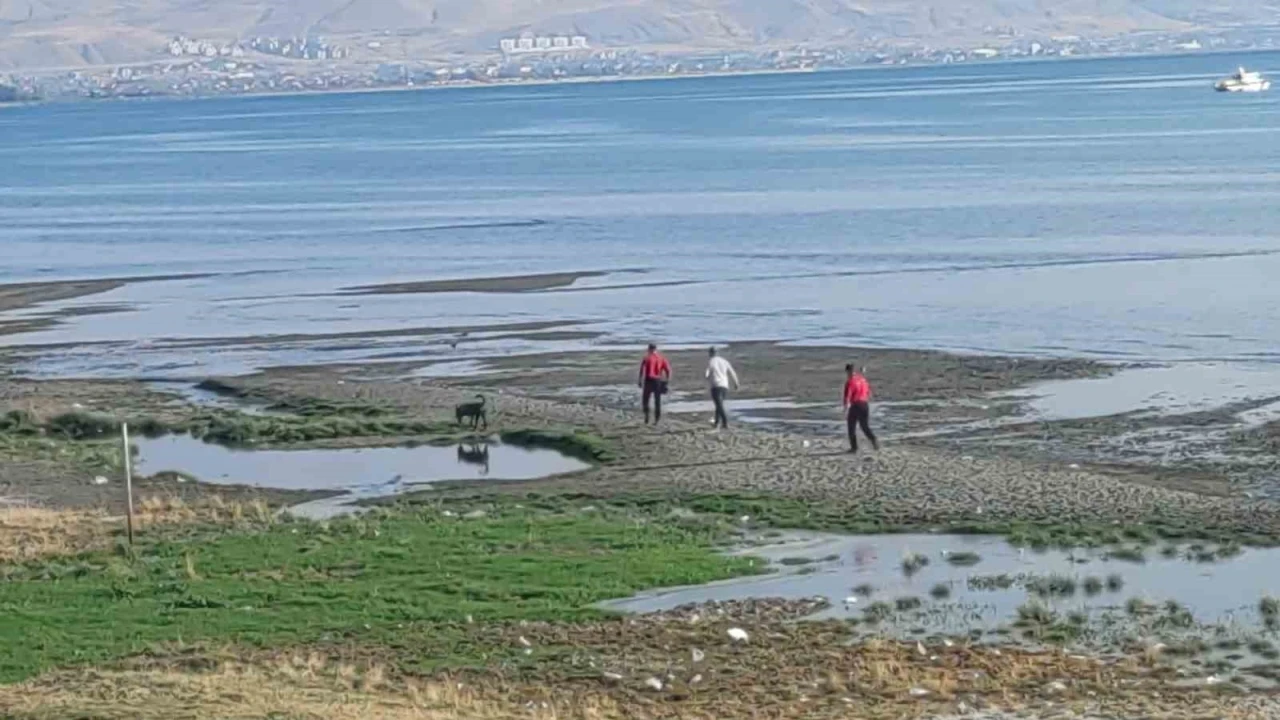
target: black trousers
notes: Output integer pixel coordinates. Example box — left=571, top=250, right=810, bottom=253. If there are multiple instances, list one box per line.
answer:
left=711, top=386, right=729, bottom=428
left=847, top=402, right=878, bottom=452
left=642, top=378, right=664, bottom=423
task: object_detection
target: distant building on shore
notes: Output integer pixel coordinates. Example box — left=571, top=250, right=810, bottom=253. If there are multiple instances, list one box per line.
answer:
left=500, top=35, right=588, bottom=55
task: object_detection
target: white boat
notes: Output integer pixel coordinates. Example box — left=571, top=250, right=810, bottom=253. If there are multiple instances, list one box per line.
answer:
left=1215, top=67, right=1270, bottom=93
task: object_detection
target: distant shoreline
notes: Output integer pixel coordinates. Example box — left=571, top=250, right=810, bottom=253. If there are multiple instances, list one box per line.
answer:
left=9, top=46, right=1278, bottom=108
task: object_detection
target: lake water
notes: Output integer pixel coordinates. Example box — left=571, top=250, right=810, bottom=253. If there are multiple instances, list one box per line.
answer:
left=5, top=52, right=1280, bottom=381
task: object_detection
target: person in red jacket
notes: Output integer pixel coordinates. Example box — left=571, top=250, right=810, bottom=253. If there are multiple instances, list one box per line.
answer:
left=842, top=363, right=879, bottom=454
left=638, top=343, right=672, bottom=424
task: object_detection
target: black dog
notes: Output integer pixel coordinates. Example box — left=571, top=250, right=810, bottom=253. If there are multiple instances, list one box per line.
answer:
left=454, top=394, right=488, bottom=430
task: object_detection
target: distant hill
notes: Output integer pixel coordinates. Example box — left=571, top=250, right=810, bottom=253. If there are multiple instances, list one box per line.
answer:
left=0, top=0, right=1276, bottom=70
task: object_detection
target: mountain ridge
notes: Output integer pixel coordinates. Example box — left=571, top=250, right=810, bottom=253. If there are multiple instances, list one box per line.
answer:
left=0, top=1, right=1276, bottom=71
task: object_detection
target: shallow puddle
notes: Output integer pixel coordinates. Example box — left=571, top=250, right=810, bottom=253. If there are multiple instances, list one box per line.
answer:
left=149, top=380, right=272, bottom=414
left=603, top=532, right=1280, bottom=634
left=134, top=435, right=590, bottom=518
left=1004, top=362, right=1280, bottom=422
left=662, top=396, right=822, bottom=425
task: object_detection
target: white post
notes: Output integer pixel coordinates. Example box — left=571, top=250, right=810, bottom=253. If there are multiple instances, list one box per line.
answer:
left=122, top=422, right=135, bottom=545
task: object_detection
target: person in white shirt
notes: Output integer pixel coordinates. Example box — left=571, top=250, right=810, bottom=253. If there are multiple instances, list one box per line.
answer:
left=705, top=346, right=740, bottom=429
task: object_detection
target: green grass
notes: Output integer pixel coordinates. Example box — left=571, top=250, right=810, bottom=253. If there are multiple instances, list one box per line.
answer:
left=1260, top=596, right=1280, bottom=619
left=0, top=433, right=124, bottom=474
left=0, top=505, right=754, bottom=683
left=862, top=601, right=893, bottom=623
left=967, top=574, right=1015, bottom=591
left=1106, top=546, right=1147, bottom=564
left=894, top=596, right=923, bottom=612
left=1026, top=574, right=1077, bottom=598
left=1082, top=576, right=1104, bottom=596
left=176, top=411, right=459, bottom=447
left=944, top=551, right=982, bottom=567
left=499, top=429, right=615, bottom=464
left=901, top=553, right=929, bottom=577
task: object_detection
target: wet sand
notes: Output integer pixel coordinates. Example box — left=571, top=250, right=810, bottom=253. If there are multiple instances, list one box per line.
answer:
left=146, top=320, right=590, bottom=350
left=0, top=274, right=212, bottom=314
left=340, top=270, right=621, bottom=295
left=0, top=303, right=136, bottom=338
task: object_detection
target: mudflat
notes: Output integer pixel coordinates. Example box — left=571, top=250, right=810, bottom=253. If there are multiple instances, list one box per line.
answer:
left=340, top=270, right=617, bottom=295
left=0, top=274, right=213, bottom=314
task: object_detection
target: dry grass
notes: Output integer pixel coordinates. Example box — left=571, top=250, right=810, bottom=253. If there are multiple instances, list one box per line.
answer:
left=0, top=655, right=619, bottom=720
left=1, top=621, right=1263, bottom=720
left=0, top=495, right=275, bottom=562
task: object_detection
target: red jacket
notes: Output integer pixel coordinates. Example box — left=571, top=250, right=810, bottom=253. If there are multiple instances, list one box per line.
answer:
left=640, top=353, right=671, bottom=380
left=843, top=374, right=871, bottom=404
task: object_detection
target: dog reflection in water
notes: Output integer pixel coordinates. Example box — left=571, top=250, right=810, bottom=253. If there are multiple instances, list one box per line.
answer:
left=456, top=442, right=491, bottom=476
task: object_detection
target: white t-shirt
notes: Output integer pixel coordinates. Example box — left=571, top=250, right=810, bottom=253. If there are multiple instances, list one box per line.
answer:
left=705, top=356, right=739, bottom=389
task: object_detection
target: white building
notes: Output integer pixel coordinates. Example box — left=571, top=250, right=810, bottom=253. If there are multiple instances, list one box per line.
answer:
left=501, top=34, right=589, bottom=54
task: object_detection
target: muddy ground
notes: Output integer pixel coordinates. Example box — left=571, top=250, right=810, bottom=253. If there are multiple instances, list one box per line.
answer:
left=427, top=344, right=1280, bottom=499
left=171, top=360, right=1280, bottom=539
left=3, top=337, right=1280, bottom=536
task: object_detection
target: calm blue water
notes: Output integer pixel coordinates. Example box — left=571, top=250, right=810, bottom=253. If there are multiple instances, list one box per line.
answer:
left=4, top=52, right=1280, bottom=378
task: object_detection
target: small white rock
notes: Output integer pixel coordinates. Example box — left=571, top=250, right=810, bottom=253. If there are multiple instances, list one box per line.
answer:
left=909, top=687, right=930, bottom=698
left=690, top=674, right=703, bottom=684
left=518, top=636, right=532, bottom=648
left=727, top=627, right=749, bottom=643
left=463, top=509, right=487, bottom=519
left=441, top=510, right=457, bottom=517
left=644, top=677, right=664, bottom=691
left=943, top=639, right=955, bottom=648
left=1068, top=463, right=1081, bottom=470
left=1045, top=680, right=1067, bottom=693
left=802, top=440, right=811, bottom=448
left=465, top=614, right=473, bottom=624
left=916, top=641, right=928, bottom=657
left=602, top=672, right=623, bottom=682
left=738, top=515, right=750, bottom=524
left=691, top=648, right=705, bottom=663
left=1206, top=675, right=1224, bottom=685
left=91, top=476, right=109, bottom=486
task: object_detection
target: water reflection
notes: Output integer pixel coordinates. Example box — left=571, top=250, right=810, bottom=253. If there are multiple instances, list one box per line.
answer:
left=456, top=442, right=491, bottom=475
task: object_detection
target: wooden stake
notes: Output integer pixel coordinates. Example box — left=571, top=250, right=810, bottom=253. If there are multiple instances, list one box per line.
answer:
left=122, top=422, right=134, bottom=545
